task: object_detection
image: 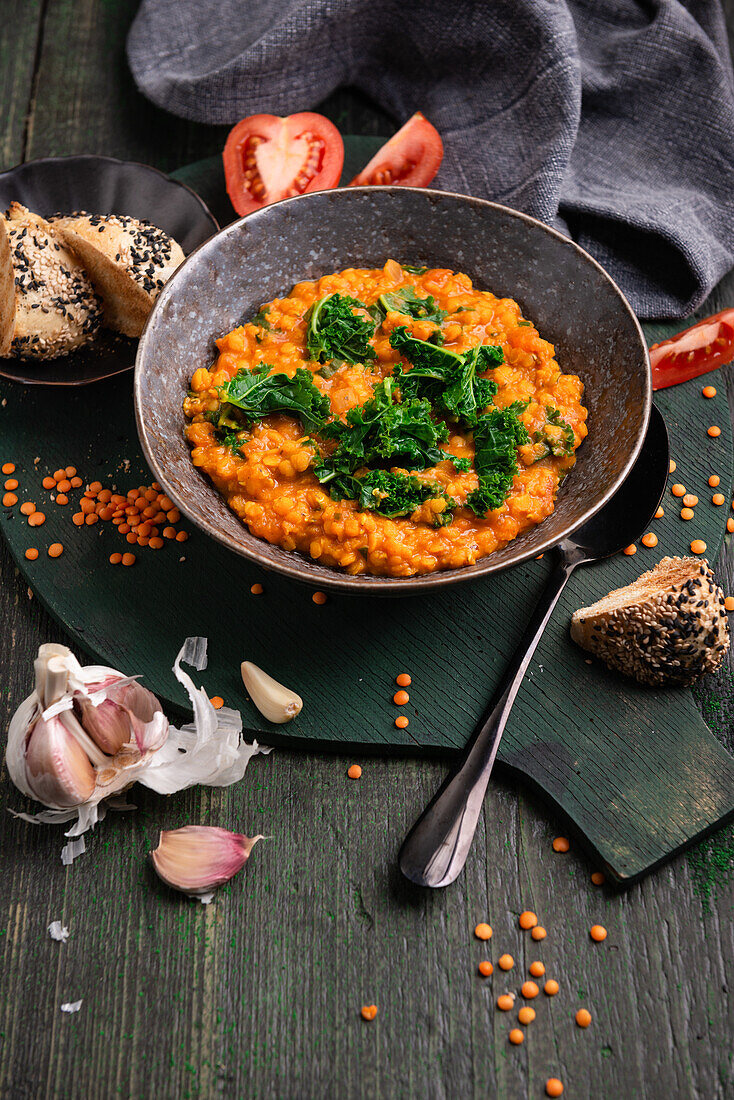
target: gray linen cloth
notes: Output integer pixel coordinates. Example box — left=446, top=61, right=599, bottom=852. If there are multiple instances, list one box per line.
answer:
left=128, top=0, right=734, bottom=319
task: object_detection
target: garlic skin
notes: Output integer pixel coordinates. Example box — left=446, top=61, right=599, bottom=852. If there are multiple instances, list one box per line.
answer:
left=241, top=661, right=303, bottom=723
left=151, top=826, right=262, bottom=897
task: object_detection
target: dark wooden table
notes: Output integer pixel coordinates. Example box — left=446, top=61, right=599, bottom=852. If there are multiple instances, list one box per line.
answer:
left=1, top=4, right=733, bottom=1098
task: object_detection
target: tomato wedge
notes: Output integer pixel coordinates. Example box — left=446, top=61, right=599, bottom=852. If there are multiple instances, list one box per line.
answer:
left=348, top=112, right=443, bottom=188
left=223, top=112, right=344, bottom=216
left=650, top=309, right=734, bottom=390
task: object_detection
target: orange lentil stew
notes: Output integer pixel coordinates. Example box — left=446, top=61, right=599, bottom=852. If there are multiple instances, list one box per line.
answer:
left=183, top=260, right=588, bottom=577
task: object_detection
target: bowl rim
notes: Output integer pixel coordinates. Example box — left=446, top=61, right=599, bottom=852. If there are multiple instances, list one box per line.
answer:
left=134, top=184, right=651, bottom=595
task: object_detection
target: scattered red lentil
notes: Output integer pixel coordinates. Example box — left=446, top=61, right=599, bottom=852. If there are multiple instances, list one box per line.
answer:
left=590, top=925, right=607, bottom=942
left=508, top=1029, right=524, bottom=1045
left=478, top=961, right=493, bottom=977
left=531, top=926, right=547, bottom=941
left=122, top=553, right=136, bottom=566
left=546, top=1079, right=564, bottom=1097
left=702, top=385, right=717, bottom=398
left=393, top=689, right=409, bottom=705
left=163, top=526, right=177, bottom=539
left=250, top=583, right=264, bottom=594
left=725, top=598, right=734, bottom=612
left=312, top=590, right=327, bottom=604
left=474, top=923, right=492, bottom=941
left=521, top=981, right=539, bottom=999
left=681, top=508, right=694, bottom=521
left=360, top=1005, right=377, bottom=1021
left=713, top=494, right=725, bottom=506
left=727, top=519, right=734, bottom=533
left=42, top=476, right=55, bottom=490
left=55, top=494, right=68, bottom=506
left=88, top=480, right=102, bottom=493
left=671, top=483, right=686, bottom=497
left=709, top=474, right=720, bottom=487
left=149, top=537, right=164, bottom=549
left=708, top=425, right=721, bottom=437
left=395, top=716, right=409, bottom=728
left=552, top=836, right=570, bottom=853
left=2, top=492, right=18, bottom=507
left=4, top=478, right=18, bottom=491
left=529, top=961, right=545, bottom=978
left=591, top=871, right=605, bottom=886
left=682, top=494, right=698, bottom=507
left=669, top=459, right=676, bottom=473
left=622, top=544, right=637, bottom=556
left=654, top=506, right=664, bottom=518
left=396, top=673, right=411, bottom=687
left=544, top=979, right=559, bottom=996
left=209, top=696, right=224, bottom=709
left=518, top=1006, right=535, bottom=1025
left=498, top=954, right=514, bottom=971
left=20, top=502, right=35, bottom=516
left=641, top=532, right=657, bottom=548
left=1, top=462, right=15, bottom=475
left=576, top=1009, right=592, bottom=1028
left=70, top=476, right=83, bottom=488
left=690, top=539, right=707, bottom=554
left=497, top=995, right=514, bottom=1011
left=28, top=512, right=45, bottom=526
left=519, top=911, right=537, bottom=930
left=48, top=543, right=63, bottom=558
left=347, top=764, right=362, bottom=779
left=109, top=553, right=122, bottom=565
left=85, top=513, right=98, bottom=526
left=24, top=548, right=38, bottom=561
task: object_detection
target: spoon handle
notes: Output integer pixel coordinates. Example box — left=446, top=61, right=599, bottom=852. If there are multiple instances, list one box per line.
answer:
left=399, top=550, right=581, bottom=888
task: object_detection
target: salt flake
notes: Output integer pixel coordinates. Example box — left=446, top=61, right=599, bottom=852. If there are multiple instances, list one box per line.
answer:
left=48, top=921, right=69, bottom=942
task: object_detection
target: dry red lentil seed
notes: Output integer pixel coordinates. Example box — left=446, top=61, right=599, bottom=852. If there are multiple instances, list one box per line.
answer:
left=508, top=1029, right=524, bottom=1045
left=64, top=466, right=76, bottom=478
left=681, top=508, right=694, bottom=521
left=498, top=954, right=514, bottom=971
left=24, top=548, right=38, bottom=560
left=312, top=591, right=327, bottom=604
left=591, top=871, right=605, bottom=885
left=478, top=961, right=493, bottom=977
left=122, top=553, right=136, bottom=566
left=669, top=459, right=676, bottom=473
left=163, top=526, right=177, bottom=538
left=28, top=512, right=45, bottom=526
left=48, top=543, right=63, bottom=558
left=55, top=494, right=68, bottom=506
left=544, top=979, right=559, bottom=996
left=552, top=836, right=570, bottom=852
left=2, top=492, right=18, bottom=507
left=622, top=544, right=637, bottom=556
left=546, top=1079, right=564, bottom=1097
left=727, top=519, right=734, bottom=533
left=474, top=922, right=492, bottom=941
left=88, top=481, right=103, bottom=493
left=671, top=483, right=686, bottom=497
left=519, top=911, right=537, bottom=930
left=641, top=532, right=657, bottom=548
left=497, top=995, right=514, bottom=1012
left=149, top=537, right=164, bottom=549
left=118, top=523, right=130, bottom=534
left=590, top=924, right=607, bottom=942
left=347, top=764, right=362, bottom=779
left=725, top=597, right=734, bottom=612
left=690, top=539, right=707, bottom=554
left=70, top=476, right=83, bottom=488
left=395, top=715, right=409, bottom=728
left=708, top=425, right=721, bottom=437
left=53, top=469, right=65, bottom=482
left=360, top=1005, right=377, bottom=1021
left=250, top=583, right=264, bottom=594
left=175, top=530, right=188, bottom=542
left=167, top=508, right=181, bottom=522
left=521, top=981, right=539, bottom=999
left=4, top=478, right=18, bottom=491
left=576, top=1009, right=592, bottom=1028
left=56, top=479, right=71, bottom=493
left=42, top=476, right=55, bottom=490
left=20, top=502, right=35, bottom=516
left=654, top=506, right=664, bottom=518
left=138, top=536, right=150, bottom=547
left=709, top=474, right=720, bottom=487
left=80, top=498, right=95, bottom=514
left=209, top=696, right=224, bottom=709
left=396, top=673, right=412, bottom=687
left=518, top=1006, right=535, bottom=1025
left=126, top=532, right=137, bottom=544
left=109, top=553, right=123, bottom=565
left=85, top=513, right=98, bottom=526
left=529, top=961, right=545, bottom=978
left=531, top=926, right=547, bottom=941
left=702, top=385, right=717, bottom=398
left=713, top=494, right=725, bottom=506
left=682, top=494, right=698, bottom=507
left=1, top=462, right=15, bottom=475
left=393, top=689, right=409, bottom=705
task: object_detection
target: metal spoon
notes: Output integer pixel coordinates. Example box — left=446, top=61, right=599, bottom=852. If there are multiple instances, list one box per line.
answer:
left=399, top=405, right=669, bottom=888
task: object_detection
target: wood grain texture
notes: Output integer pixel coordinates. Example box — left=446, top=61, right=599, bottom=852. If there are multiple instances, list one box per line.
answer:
left=0, top=2, right=733, bottom=1098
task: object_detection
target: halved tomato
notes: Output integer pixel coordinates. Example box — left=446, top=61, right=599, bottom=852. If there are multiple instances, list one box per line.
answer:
left=348, top=112, right=443, bottom=188
left=650, top=309, right=734, bottom=390
left=223, top=112, right=344, bottom=216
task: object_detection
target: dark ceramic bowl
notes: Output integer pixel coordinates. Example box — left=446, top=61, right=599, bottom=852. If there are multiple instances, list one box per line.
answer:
left=135, top=186, right=651, bottom=595
left=0, top=155, right=218, bottom=385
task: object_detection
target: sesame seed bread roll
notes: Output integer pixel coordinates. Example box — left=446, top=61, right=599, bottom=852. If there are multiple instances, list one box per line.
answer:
left=0, top=203, right=101, bottom=360
left=51, top=212, right=185, bottom=337
left=570, top=556, right=730, bottom=687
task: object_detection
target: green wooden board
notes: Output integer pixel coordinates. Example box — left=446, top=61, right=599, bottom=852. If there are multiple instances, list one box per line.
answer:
left=1, top=145, right=734, bottom=884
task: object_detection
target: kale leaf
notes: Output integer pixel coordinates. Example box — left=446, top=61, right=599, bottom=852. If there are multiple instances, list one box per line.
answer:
left=217, top=365, right=330, bottom=433
left=531, top=407, right=575, bottom=460
left=305, top=293, right=377, bottom=368
left=465, top=406, right=530, bottom=516
left=327, top=468, right=452, bottom=520
left=390, top=327, right=502, bottom=428
left=401, top=264, right=428, bottom=275
left=370, top=286, right=448, bottom=326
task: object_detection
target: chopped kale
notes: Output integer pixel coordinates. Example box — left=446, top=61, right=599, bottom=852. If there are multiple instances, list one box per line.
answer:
left=249, top=307, right=273, bottom=331
left=390, top=327, right=502, bottom=428
left=327, top=468, right=449, bottom=519
left=305, top=293, right=377, bottom=367
left=531, top=407, right=575, bottom=460
left=370, top=286, right=448, bottom=327
left=517, top=321, right=533, bottom=327
left=465, top=406, right=530, bottom=516
left=217, top=365, right=330, bottom=433
left=401, top=264, right=428, bottom=274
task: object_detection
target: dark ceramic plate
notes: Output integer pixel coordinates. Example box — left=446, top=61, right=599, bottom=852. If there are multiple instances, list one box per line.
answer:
left=0, top=155, right=218, bottom=386
left=135, top=186, right=651, bottom=595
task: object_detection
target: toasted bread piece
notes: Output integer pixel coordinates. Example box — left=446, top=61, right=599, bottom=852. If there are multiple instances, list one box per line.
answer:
left=570, top=556, right=730, bottom=686
left=1, top=203, right=101, bottom=360
left=51, top=212, right=184, bottom=337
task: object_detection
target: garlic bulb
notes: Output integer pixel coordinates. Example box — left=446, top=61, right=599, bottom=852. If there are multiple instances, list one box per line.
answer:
left=6, top=638, right=268, bottom=850
left=241, top=661, right=302, bottom=723
left=151, top=825, right=262, bottom=899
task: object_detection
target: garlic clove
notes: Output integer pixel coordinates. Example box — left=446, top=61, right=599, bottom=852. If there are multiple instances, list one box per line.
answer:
left=241, top=661, right=302, bottom=724
left=110, top=680, right=168, bottom=753
left=151, top=826, right=262, bottom=897
left=24, top=714, right=96, bottom=808
left=74, top=694, right=134, bottom=755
